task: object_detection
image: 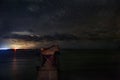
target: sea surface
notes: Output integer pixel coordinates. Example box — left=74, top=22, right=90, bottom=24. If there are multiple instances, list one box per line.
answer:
left=0, top=49, right=119, bottom=80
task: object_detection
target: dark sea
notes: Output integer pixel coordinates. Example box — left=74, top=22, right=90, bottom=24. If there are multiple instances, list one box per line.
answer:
left=0, top=49, right=119, bottom=80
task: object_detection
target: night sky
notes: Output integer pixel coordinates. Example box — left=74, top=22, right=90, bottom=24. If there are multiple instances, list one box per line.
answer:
left=0, top=0, right=119, bottom=49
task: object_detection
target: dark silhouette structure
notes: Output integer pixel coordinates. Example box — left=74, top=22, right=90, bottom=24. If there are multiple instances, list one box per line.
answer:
left=37, top=45, right=60, bottom=80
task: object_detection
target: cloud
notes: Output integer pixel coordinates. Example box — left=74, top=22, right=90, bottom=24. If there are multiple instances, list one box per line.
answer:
left=11, top=31, right=33, bottom=35
left=7, top=39, right=41, bottom=49
left=3, top=33, right=79, bottom=42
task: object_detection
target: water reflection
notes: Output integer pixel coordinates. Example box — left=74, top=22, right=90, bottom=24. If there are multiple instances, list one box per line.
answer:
left=37, top=55, right=59, bottom=80
left=12, top=54, right=17, bottom=71
left=12, top=53, right=20, bottom=80
left=12, top=54, right=17, bottom=80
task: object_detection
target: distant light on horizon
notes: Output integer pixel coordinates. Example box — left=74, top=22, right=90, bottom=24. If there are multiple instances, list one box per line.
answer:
left=0, top=44, right=10, bottom=50
left=0, top=48, right=10, bottom=50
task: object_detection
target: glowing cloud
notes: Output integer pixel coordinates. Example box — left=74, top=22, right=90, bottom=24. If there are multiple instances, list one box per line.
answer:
left=11, top=31, right=33, bottom=36
left=7, top=39, right=41, bottom=49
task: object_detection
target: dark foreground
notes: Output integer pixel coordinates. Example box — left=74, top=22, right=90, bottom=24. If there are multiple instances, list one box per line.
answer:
left=0, top=49, right=119, bottom=80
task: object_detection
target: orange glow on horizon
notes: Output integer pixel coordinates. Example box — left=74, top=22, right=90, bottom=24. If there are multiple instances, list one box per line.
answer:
left=8, top=39, right=40, bottom=49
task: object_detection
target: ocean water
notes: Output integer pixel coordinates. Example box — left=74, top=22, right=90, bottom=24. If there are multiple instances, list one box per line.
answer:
left=0, top=49, right=119, bottom=80
left=60, top=50, right=118, bottom=80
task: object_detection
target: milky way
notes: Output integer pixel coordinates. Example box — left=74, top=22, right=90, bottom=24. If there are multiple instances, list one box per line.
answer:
left=0, top=0, right=119, bottom=49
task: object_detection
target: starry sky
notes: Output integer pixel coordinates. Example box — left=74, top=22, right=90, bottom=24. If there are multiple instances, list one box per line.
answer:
left=0, top=0, right=119, bottom=49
